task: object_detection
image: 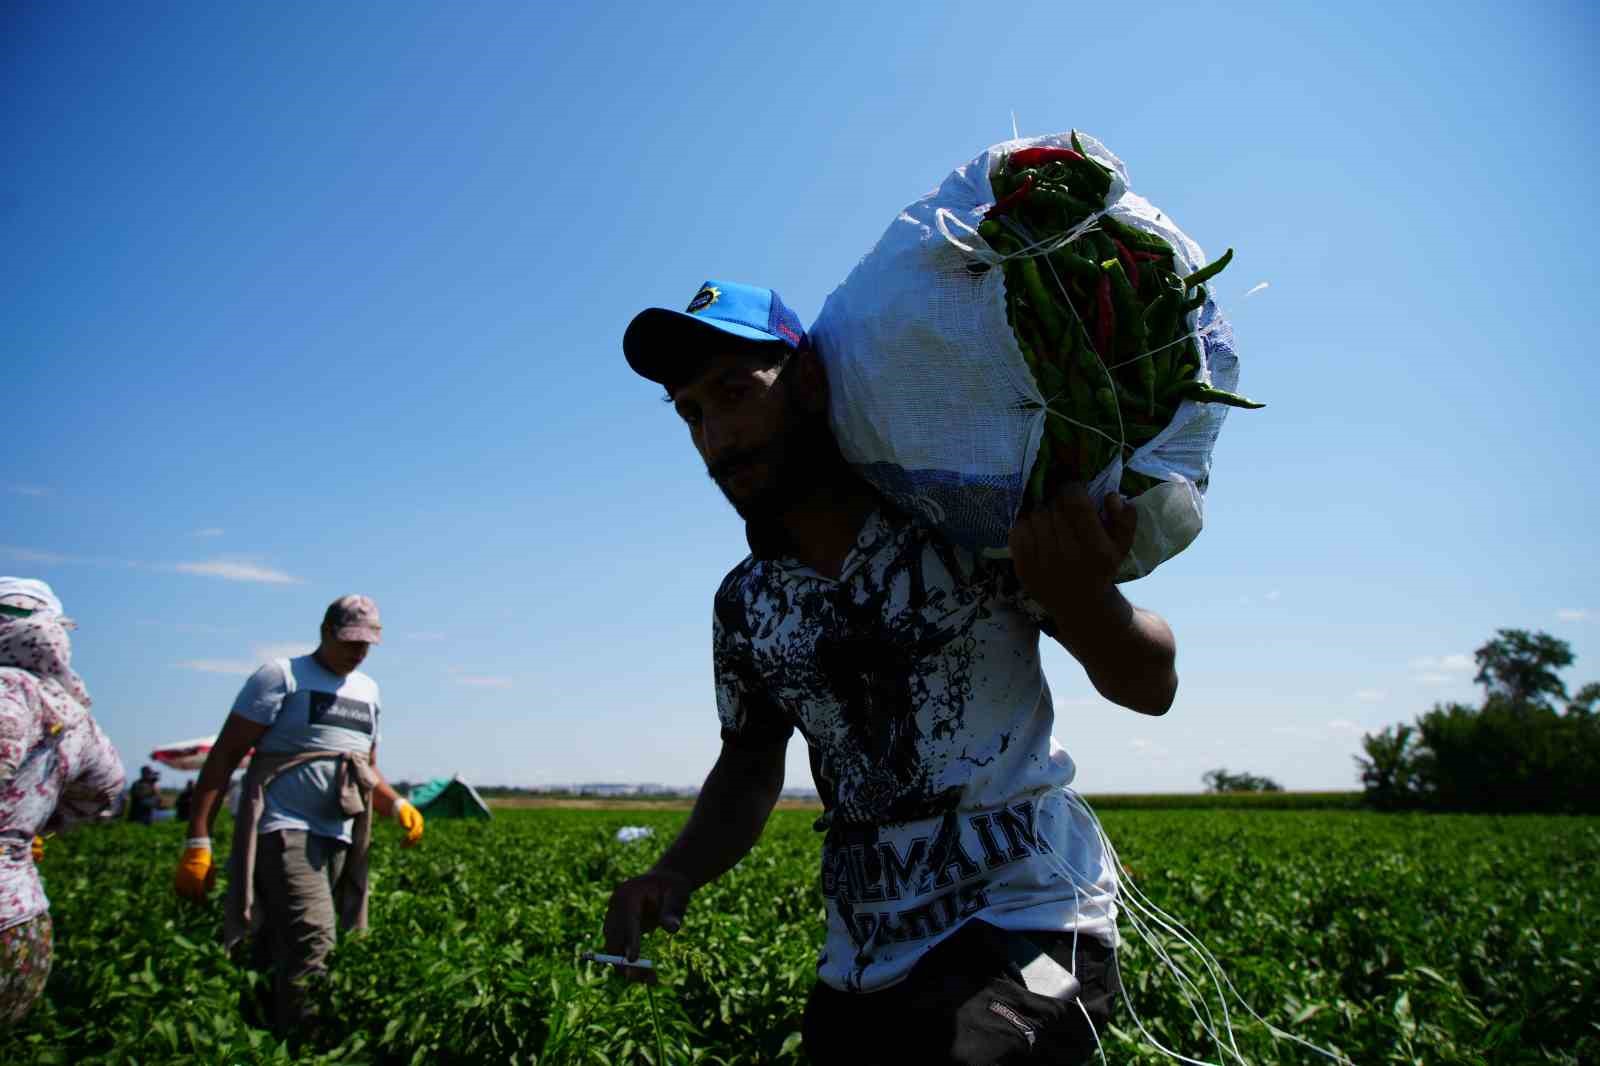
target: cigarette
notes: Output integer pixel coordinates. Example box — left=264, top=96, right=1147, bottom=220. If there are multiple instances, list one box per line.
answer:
left=581, top=951, right=655, bottom=970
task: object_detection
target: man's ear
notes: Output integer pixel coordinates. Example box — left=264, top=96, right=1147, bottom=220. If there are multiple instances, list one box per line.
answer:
left=792, top=346, right=829, bottom=416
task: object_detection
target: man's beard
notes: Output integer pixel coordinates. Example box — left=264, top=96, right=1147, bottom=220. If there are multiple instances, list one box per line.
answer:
left=707, top=411, right=843, bottom=524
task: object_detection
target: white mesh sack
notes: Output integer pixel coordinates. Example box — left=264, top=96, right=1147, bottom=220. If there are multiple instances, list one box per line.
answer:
left=811, top=131, right=1241, bottom=581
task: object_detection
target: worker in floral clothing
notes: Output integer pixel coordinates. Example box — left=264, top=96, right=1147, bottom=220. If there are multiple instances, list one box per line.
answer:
left=0, top=578, right=126, bottom=1025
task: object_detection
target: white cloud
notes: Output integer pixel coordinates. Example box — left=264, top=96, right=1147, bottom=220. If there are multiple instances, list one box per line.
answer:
left=0, top=544, right=73, bottom=565
left=457, top=676, right=513, bottom=689
left=1264, top=589, right=1281, bottom=602
left=255, top=642, right=314, bottom=662
left=192, top=528, right=225, bottom=538
left=1129, top=737, right=1152, bottom=750
left=175, top=659, right=256, bottom=676
left=1409, top=653, right=1473, bottom=683
left=7, top=485, right=50, bottom=497
left=1275, top=719, right=1369, bottom=742
left=1557, top=608, right=1590, bottom=623
left=405, top=630, right=449, bottom=643
left=173, top=560, right=303, bottom=585
left=1354, top=689, right=1387, bottom=703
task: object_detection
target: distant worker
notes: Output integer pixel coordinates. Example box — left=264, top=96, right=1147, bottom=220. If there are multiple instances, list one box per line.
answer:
left=175, top=780, right=195, bottom=822
left=173, top=595, right=424, bottom=1038
left=604, top=283, right=1179, bottom=1063
left=0, top=578, right=125, bottom=1025
left=126, top=765, right=164, bottom=824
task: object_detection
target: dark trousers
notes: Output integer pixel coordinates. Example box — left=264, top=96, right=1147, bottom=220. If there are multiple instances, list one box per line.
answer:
left=802, top=919, right=1119, bottom=1065
left=248, top=829, right=348, bottom=1036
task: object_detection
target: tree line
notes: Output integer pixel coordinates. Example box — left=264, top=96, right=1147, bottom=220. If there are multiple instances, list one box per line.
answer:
left=1357, top=629, right=1599, bottom=813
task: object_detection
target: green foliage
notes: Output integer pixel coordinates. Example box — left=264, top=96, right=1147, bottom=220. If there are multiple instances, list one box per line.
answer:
left=1357, top=630, right=1600, bottom=813
left=1473, top=629, right=1573, bottom=708
left=1201, top=768, right=1283, bottom=793
left=4, top=809, right=1596, bottom=1064
left=1357, top=725, right=1420, bottom=811
left=1085, top=791, right=1363, bottom=811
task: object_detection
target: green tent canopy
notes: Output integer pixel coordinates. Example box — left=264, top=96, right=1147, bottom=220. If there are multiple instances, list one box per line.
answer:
left=407, top=774, right=492, bottom=820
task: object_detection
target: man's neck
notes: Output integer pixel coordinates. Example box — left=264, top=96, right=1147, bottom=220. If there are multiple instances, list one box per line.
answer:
left=771, top=475, right=879, bottom=580
left=312, top=647, right=349, bottom=678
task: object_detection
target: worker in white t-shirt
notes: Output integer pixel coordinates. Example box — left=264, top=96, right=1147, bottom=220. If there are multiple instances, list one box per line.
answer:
left=174, top=595, right=424, bottom=1039
left=603, top=282, right=1180, bottom=1064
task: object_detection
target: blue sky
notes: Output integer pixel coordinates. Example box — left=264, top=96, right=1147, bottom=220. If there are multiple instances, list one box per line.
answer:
left=4, top=1, right=1596, bottom=794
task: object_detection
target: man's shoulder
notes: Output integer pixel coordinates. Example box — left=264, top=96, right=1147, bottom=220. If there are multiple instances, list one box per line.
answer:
left=714, top=553, right=763, bottom=605
left=242, top=658, right=290, bottom=692
left=344, top=669, right=380, bottom=700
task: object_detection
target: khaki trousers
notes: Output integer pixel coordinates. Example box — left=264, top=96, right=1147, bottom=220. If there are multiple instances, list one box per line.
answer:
left=252, top=829, right=348, bottom=1034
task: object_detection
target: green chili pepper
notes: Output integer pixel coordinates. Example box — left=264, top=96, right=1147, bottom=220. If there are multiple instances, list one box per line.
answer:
left=1038, top=359, right=1068, bottom=401
left=1121, top=470, right=1161, bottom=498
left=1182, top=248, right=1233, bottom=289
left=1028, top=444, right=1052, bottom=505
left=1181, top=285, right=1208, bottom=313
left=1095, top=386, right=1119, bottom=421
left=1100, top=258, right=1154, bottom=416
left=1029, top=186, right=1102, bottom=228
left=1069, top=130, right=1114, bottom=199
left=1169, top=380, right=1266, bottom=409
left=1098, top=215, right=1175, bottom=258
left=1142, top=291, right=1179, bottom=385
left=1016, top=257, right=1065, bottom=343
left=1046, top=413, right=1076, bottom=447
left=1049, top=245, right=1102, bottom=283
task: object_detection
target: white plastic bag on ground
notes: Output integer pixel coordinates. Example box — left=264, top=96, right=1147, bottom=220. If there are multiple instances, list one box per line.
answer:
left=615, top=826, right=654, bottom=843
left=811, top=131, right=1241, bottom=580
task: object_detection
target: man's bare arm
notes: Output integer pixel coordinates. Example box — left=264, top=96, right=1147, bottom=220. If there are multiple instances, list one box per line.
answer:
left=1011, top=487, right=1178, bottom=716
left=187, top=712, right=268, bottom=838
left=368, top=742, right=404, bottom=817
left=603, top=740, right=786, bottom=963
left=1045, top=585, right=1177, bottom=715
left=653, top=740, right=787, bottom=888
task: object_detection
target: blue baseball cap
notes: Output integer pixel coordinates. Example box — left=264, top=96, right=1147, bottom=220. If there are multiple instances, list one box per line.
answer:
left=623, top=280, right=807, bottom=386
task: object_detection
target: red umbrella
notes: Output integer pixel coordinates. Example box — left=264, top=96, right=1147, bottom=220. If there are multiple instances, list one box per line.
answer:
left=150, top=735, right=253, bottom=772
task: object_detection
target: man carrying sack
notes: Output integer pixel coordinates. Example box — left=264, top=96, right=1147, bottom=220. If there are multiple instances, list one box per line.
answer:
left=602, top=281, right=1179, bottom=1064
left=174, top=594, right=424, bottom=1036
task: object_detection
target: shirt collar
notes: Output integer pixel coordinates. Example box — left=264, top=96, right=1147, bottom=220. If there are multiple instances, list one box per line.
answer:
left=754, top=505, right=902, bottom=583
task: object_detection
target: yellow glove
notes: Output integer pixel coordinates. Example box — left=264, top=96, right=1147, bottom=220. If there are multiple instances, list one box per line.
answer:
left=394, top=799, right=424, bottom=848
left=175, top=838, right=216, bottom=902
left=30, top=836, right=44, bottom=863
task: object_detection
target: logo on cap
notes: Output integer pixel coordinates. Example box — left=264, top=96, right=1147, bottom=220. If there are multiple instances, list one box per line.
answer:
left=686, top=285, right=720, bottom=314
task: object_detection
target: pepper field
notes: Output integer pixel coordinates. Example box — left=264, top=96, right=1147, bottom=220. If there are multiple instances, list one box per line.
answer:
left=2, top=807, right=1595, bottom=1065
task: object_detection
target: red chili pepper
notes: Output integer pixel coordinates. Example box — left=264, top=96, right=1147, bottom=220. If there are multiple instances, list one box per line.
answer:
left=1095, top=274, right=1115, bottom=360
left=987, top=173, right=1035, bottom=219
left=1007, top=146, right=1088, bottom=170
left=1113, top=239, right=1140, bottom=289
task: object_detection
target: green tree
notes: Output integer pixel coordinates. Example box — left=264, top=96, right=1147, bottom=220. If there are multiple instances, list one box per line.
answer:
left=1569, top=681, right=1600, bottom=718
left=1473, top=628, right=1572, bottom=709
left=1354, top=724, right=1419, bottom=810
left=1359, top=629, right=1599, bottom=812
left=1202, top=768, right=1282, bottom=793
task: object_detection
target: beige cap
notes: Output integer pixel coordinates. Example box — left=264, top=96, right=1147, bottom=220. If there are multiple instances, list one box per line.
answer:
left=323, top=594, right=382, bottom=644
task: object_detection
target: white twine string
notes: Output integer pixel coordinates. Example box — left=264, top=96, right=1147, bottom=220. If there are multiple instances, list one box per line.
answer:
left=1033, top=786, right=1356, bottom=1066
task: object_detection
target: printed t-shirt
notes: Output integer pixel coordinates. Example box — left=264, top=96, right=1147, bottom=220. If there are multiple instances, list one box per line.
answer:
left=231, top=655, right=381, bottom=844
left=714, top=506, right=1118, bottom=993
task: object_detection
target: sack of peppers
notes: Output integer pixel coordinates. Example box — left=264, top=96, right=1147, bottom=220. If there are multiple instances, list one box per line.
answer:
left=811, top=130, right=1259, bottom=580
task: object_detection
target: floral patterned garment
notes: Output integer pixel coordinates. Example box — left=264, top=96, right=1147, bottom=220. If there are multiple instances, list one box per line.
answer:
left=0, top=912, right=52, bottom=1024
left=0, top=608, right=125, bottom=933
